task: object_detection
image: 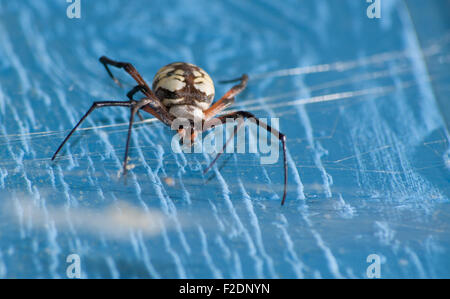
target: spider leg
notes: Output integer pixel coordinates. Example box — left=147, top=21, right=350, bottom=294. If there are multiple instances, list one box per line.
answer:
left=204, top=74, right=249, bottom=120
left=127, top=85, right=148, bottom=101
left=125, top=84, right=174, bottom=126
left=202, top=113, right=244, bottom=174
left=135, top=111, right=145, bottom=122
left=53, top=96, right=173, bottom=177
left=127, top=85, right=150, bottom=122
left=203, top=111, right=288, bottom=205
left=122, top=98, right=157, bottom=175
left=218, top=76, right=247, bottom=84
left=99, top=56, right=152, bottom=93
left=123, top=104, right=138, bottom=176
left=51, top=101, right=132, bottom=160
left=98, top=56, right=172, bottom=125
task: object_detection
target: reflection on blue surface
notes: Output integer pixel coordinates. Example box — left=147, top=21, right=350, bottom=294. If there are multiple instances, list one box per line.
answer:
left=0, top=0, right=449, bottom=278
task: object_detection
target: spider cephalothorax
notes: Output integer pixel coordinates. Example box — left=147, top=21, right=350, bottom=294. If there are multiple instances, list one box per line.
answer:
left=52, top=56, right=288, bottom=205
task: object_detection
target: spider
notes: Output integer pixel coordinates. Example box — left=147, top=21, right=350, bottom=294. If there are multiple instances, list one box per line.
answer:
left=52, top=56, right=288, bottom=205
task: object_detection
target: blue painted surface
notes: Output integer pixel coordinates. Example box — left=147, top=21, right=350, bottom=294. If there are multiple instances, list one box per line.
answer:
left=0, top=0, right=449, bottom=278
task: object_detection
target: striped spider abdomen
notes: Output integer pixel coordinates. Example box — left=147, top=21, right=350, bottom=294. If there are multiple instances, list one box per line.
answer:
left=152, top=62, right=215, bottom=120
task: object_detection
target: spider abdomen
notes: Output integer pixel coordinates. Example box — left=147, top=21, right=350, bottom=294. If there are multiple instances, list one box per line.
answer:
left=152, top=62, right=215, bottom=120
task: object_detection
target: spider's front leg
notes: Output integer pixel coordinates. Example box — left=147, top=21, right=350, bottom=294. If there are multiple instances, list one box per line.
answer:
left=52, top=93, right=174, bottom=180
left=121, top=96, right=175, bottom=175
left=51, top=100, right=133, bottom=161
left=203, top=111, right=288, bottom=205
